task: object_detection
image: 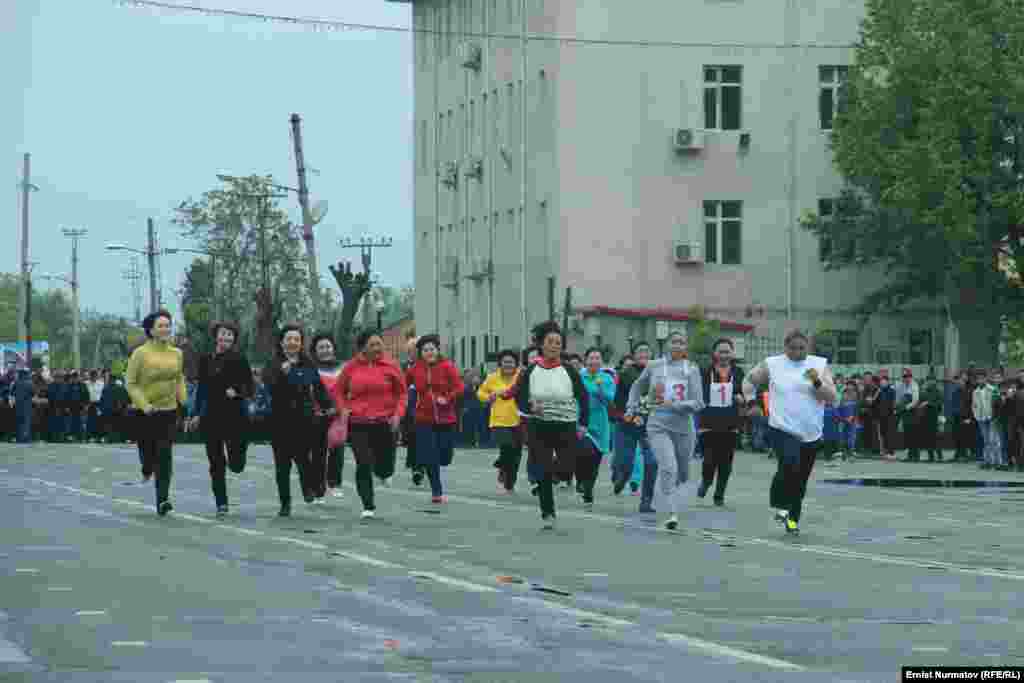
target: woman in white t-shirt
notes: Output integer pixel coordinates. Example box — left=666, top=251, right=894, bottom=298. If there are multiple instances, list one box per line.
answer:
left=742, top=329, right=838, bottom=535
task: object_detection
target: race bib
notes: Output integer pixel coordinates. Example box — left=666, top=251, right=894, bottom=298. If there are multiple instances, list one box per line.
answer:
left=709, top=381, right=734, bottom=408
left=666, top=381, right=686, bottom=403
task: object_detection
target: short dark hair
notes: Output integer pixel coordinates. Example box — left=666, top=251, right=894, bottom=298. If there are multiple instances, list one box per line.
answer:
left=497, top=348, right=519, bottom=365
left=583, top=346, right=603, bottom=360
left=416, top=334, right=442, bottom=354
left=531, top=320, right=564, bottom=347
left=631, top=340, right=651, bottom=354
left=309, top=333, right=336, bottom=355
left=711, top=338, right=734, bottom=352
left=355, top=329, right=382, bottom=351
left=209, top=320, right=241, bottom=343
left=142, top=309, right=173, bottom=338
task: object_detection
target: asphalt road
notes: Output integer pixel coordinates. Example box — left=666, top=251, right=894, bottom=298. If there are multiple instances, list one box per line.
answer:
left=1, top=441, right=1022, bottom=682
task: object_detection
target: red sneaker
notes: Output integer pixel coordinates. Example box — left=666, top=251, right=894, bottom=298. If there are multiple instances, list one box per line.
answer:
left=431, top=496, right=448, bottom=504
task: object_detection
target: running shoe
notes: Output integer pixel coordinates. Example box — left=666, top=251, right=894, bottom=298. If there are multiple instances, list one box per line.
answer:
left=541, top=514, right=556, bottom=530
left=713, top=497, right=725, bottom=507
left=304, top=495, right=316, bottom=505
left=141, top=472, right=153, bottom=483
left=696, top=483, right=708, bottom=499
left=612, top=479, right=626, bottom=496
left=412, top=472, right=424, bottom=486
left=774, top=509, right=789, bottom=525
left=329, top=488, right=345, bottom=499
left=582, top=501, right=594, bottom=512
left=278, top=505, right=291, bottom=518
left=638, top=504, right=656, bottom=514
left=530, top=484, right=540, bottom=497
left=216, top=505, right=228, bottom=518
left=157, top=501, right=173, bottom=517
left=665, top=515, right=679, bottom=530
left=629, top=481, right=639, bottom=494
left=431, top=495, right=448, bottom=504
left=360, top=509, right=375, bottom=520
left=785, top=518, right=799, bottom=535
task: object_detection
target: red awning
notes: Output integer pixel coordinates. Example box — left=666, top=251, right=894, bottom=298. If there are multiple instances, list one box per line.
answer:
left=576, top=306, right=755, bottom=333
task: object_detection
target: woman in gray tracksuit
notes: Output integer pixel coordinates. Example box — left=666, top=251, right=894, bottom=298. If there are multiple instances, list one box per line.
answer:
left=626, top=330, right=704, bottom=530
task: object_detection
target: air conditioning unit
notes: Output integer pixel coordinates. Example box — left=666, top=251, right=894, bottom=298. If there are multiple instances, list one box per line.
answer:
left=673, top=128, right=704, bottom=152
left=456, top=42, right=482, bottom=71
left=463, top=157, right=484, bottom=181
left=439, top=161, right=458, bottom=189
left=673, top=241, right=702, bottom=264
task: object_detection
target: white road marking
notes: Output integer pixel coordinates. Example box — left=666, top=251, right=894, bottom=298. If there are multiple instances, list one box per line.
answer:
left=47, top=586, right=73, bottom=592
left=583, top=573, right=609, bottom=578
left=170, top=680, right=213, bottom=683
left=216, top=525, right=264, bottom=537
left=91, top=467, right=104, bottom=473
left=658, top=632, right=805, bottom=670
left=328, top=550, right=401, bottom=569
left=75, top=610, right=107, bottom=616
left=976, top=522, right=1007, bottom=528
left=409, top=571, right=499, bottom=593
left=912, top=646, right=949, bottom=653
left=0, top=639, right=30, bottom=663
left=111, top=641, right=148, bottom=647
left=14, top=568, right=39, bottom=574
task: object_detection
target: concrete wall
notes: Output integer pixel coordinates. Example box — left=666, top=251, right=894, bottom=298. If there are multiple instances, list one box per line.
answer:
left=411, top=0, right=944, bottom=369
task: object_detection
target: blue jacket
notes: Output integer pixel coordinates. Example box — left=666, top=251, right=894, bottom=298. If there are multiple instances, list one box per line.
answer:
left=580, top=368, right=616, bottom=453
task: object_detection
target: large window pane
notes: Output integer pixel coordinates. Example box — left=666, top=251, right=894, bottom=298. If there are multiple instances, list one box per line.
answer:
left=722, top=201, right=742, bottom=219
left=704, top=88, right=718, bottom=129
left=722, top=220, right=742, bottom=264
left=722, top=86, right=741, bottom=130
left=703, top=200, right=718, bottom=218
left=704, top=66, right=718, bottom=83
left=705, top=223, right=718, bottom=263
left=721, top=66, right=742, bottom=83
left=820, top=88, right=835, bottom=130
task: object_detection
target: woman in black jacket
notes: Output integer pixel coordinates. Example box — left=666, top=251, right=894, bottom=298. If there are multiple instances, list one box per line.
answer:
left=263, top=323, right=332, bottom=517
left=513, top=321, right=589, bottom=529
left=186, top=322, right=254, bottom=517
left=697, top=338, right=746, bottom=507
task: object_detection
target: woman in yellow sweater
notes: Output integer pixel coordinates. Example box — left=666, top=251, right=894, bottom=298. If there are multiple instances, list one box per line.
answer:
left=477, top=349, right=523, bottom=493
left=126, top=310, right=187, bottom=516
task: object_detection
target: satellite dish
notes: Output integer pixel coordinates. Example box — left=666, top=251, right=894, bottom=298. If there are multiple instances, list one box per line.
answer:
left=310, top=200, right=329, bottom=224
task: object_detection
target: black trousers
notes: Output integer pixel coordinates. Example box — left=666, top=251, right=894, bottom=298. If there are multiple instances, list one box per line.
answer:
left=768, top=428, right=819, bottom=524
left=575, top=438, right=603, bottom=503
left=203, top=423, right=248, bottom=507
left=701, top=430, right=736, bottom=501
left=492, top=427, right=524, bottom=491
left=348, top=423, right=396, bottom=511
left=271, top=423, right=314, bottom=507
left=137, top=410, right=178, bottom=508
left=527, top=422, right=578, bottom=518
left=310, top=417, right=344, bottom=497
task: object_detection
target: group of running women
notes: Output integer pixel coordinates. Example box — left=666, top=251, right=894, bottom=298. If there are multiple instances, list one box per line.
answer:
left=125, top=309, right=835, bottom=536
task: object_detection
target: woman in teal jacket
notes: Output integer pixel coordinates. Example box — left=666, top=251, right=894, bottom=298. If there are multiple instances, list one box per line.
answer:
left=577, top=347, right=616, bottom=510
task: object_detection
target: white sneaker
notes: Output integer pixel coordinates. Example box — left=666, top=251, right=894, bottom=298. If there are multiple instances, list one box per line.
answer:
left=360, top=509, right=375, bottom=520
left=773, top=509, right=789, bottom=525
left=665, top=515, right=679, bottom=531
left=329, top=488, right=345, bottom=499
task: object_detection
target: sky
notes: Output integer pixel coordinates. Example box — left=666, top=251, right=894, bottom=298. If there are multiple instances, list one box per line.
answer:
left=4, top=0, right=413, bottom=320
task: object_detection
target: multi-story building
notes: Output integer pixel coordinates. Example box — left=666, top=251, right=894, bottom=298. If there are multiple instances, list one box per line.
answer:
left=393, top=0, right=949, bottom=370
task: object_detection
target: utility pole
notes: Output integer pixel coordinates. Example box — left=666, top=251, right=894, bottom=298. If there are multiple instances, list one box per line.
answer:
left=18, top=153, right=39, bottom=344
left=339, top=236, right=392, bottom=330
left=23, top=262, right=37, bottom=371
left=121, top=257, right=143, bottom=322
left=290, top=113, right=322, bottom=326
left=147, top=218, right=159, bottom=313
left=62, top=228, right=88, bottom=369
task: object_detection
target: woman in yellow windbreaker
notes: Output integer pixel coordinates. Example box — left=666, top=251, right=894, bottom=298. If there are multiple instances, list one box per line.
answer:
left=477, top=349, right=523, bottom=494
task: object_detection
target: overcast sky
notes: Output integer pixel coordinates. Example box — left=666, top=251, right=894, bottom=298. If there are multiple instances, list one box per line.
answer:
left=4, top=0, right=412, bottom=319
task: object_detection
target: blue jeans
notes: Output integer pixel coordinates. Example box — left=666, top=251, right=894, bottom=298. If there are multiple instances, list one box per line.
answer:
left=613, top=421, right=658, bottom=506
left=839, top=422, right=858, bottom=451
left=978, top=420, right=1004, bottom=466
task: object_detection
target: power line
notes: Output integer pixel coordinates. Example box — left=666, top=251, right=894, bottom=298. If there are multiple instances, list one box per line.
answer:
left=114, top=0, right=856, bottom=50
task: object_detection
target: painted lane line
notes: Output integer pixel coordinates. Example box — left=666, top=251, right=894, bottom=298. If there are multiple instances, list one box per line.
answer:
left=328, top=550, right=402, bottom=570
left=111, top=641, right=148, bottom=647
left=409, top=571, right=499, bottom=594
left=273, top=536, right=326, bottom=551
left=216, top=525, right=265, bottom=537
left=912, top=646, right=949, bottom=653
left=170, top=680, right=213, bottom=683
left=582, top=573, right=609, bottom=578
left=75, top=610, right=107, bottom=617
left=0, top=639, right=30, bottom=663
left=658, top=632, right=805, bottom=671
left=47, top=586, right=73, bottom=592
left=14, top=568, right=40, bottom=574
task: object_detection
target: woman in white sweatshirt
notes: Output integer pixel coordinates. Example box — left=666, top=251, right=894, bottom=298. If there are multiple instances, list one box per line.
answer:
left=626, top=330, right=704, bottom=530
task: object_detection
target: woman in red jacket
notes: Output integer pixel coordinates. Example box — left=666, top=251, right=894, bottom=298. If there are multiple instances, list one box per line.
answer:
left=404, top=334, right=465, bottom=503
left=332, top=330, right=407, bottom=520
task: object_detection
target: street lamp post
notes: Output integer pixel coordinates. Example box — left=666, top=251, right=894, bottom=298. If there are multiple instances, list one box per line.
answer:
left=38, top=273, right=79, bottom=370
left=106, top=241, right=170, bottom=316
left=163, top=247, right=229, bottom=320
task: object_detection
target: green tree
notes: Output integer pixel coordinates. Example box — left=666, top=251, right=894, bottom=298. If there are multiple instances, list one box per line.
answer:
left=174, top=175, right=312, bottom=364
left=687, top=305, right=722, bottom=366
left=800, top=0, right=1024, bottom=368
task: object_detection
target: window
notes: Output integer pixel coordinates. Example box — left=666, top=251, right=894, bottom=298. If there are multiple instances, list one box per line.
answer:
left=819, top=65, right=849, bottom=130
left=909, top=329, right=932, bottom=365
left=703, top=200, right=742, bottom=264
left=818, top=198, right=834, bottom=262
left=703, top=66, right=742, bottom=130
